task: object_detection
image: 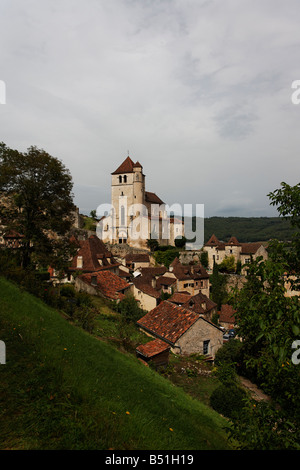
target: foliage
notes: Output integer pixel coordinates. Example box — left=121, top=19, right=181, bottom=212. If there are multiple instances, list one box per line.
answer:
left=228, top=400, right=300, bottom=450
left=114, top=294, right=145, bottom=324
left=204, top=216, right=294, bottom=243
left=0, top=277, right=231, bottom=450
left=153, top=248, right=180, bottom=268
left=219, top=255, right=236, bottom=273
left=209, top=263, right=228, bottom=309
left=214, top=340, right=244, bottom=372
left=146, top=238, right=159, bottom=252
left=174, top=236, right=186, bottom=248
left=0, top=142, right=76, bottom=270
left=200, top=250, right=208, bottom=268
left=210, top=383, right=248, bottom=420
left=227, top=181, right=300, bottom=449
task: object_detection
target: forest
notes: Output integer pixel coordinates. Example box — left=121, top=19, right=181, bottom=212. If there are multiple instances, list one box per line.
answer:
left=203, top=216, right=294, bottom=243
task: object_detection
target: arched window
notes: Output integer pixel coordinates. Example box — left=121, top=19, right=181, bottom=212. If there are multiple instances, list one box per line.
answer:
left=119, top=175, right=122, bottom=183
left=124, top=175, right=127, bottom=183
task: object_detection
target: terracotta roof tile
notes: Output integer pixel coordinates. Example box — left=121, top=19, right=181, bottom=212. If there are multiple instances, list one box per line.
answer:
left=145, top=191, right=165, bottom=205
left=182, top=292, right=217, bottom=314
left=125, top=253, right=150, bottom=263
left=136, top=339, right=170, bottom=358
left=79, top=271, right=131, bottom=300
left=111, top=156, right=136, bottom=174
left=240, top=242, right=263, bottom=254
left=69, top=235, right=119, bottom=272
left=133, top=277, right=161, bottom=298
left=219, top=304, right=236, bottom=323
left=168, top=292, right=191, bottom=304
left=137, top=300, right=200, bottom=345
left=171, top=261, right=209, bottom=281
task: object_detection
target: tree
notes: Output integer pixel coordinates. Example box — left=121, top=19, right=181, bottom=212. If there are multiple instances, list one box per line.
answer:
left=200, top=250, right=208, bottom=268
left=219, top=255, right=236, bottom=273
left=0, top=142, right=76, bottom=270
left=228, top=181, right=300, bottom=449
left=209, top=262, right=228, bottom=309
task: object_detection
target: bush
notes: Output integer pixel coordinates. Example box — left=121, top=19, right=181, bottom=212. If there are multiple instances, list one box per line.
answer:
left=210, top=383, right=248, bottom=420
left=115, top=294, right=144, bottom=323
left=214, top=339, right=243, bottom=371
left=60, top=284, right=76, bottom=298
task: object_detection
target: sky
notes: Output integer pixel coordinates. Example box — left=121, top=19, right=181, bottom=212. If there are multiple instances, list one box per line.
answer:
left=0, top=0, right=300, bottom=218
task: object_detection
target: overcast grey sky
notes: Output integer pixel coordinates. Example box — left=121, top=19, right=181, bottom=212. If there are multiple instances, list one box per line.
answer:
left=0, top=0, right=300, bottom=217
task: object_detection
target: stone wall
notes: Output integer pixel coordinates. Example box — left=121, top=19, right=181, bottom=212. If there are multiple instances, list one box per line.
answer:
left=179, top=250, right=202, bottom=265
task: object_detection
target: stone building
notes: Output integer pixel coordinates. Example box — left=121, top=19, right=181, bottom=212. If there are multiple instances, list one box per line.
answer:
left=98, top=156, right=184, bottom=249
left=137, top=300, right=223, bottom=358
left=163, top=257, right=210, bottom=297
left=203, top=234, right=268, bottom=272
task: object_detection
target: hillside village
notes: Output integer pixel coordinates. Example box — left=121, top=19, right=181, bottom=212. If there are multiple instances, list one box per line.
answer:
left=1, top=155, right=299, bottom=368
left=0, top=155, right=279, bottom=366
left=1, top=150, right=300, bottom=451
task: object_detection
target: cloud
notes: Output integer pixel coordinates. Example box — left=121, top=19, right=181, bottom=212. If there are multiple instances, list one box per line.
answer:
left=0, top=0, right=299, bottom=218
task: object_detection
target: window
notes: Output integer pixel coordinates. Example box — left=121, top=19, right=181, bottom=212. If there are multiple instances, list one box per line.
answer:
left=203, top=340, right=210, bottom=355
left=119, top=175, right=122, bottom=183
left=121, top=205, right=125, bottom=226
left=124, top=175, right=127, bottom=183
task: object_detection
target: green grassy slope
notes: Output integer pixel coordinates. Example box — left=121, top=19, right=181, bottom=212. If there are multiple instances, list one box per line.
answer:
left=0, top=277, right=231, bottom=450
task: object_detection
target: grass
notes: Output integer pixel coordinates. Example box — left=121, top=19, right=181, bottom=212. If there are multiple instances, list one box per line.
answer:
left=0, top=277, right=233, bottom=450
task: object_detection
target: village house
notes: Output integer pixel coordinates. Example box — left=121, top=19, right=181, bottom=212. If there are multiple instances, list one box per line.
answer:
left=168, top=291, right=217, bottom=322
left=75, top=270, right=132, bottom=302
left=124, top=253, right=150, bottom=270
left=67, top=234, right=120, bottom=279
left=163, top=257, right=210, bottom=297
left=132, top=275, right=161, bottom=312
left=203, top=234, right=268, bottom=272
left=137, top=300, right=223, bottom=358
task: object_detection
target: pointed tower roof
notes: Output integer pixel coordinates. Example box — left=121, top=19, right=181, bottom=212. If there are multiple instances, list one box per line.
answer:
left=226, top=236, right=240, bottom=246
left=205, top=234, right=220, bottom=246
left=111, top=156, right=135, bottom=175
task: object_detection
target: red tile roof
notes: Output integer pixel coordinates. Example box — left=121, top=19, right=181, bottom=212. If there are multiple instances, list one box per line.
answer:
left=137, top=301, right=200, bottom=345
left=182, top=292, right=217, bottom=315
left=156, top=275, right=177, bottom=289
left=168, top=292, right=191, bottom=304
left=219, top=304, right=236, bottom=323
left=240, top=242, right=263, bottom=254
left=69, top=235, right=119, bottom=272
left=111, top=156, right=144, bottom=175
left=125, top=253, right=150, bottom=263
left=133, top=277, right=161, bottom=298
left=145, top=191, right=165, bottom=205
left=226, top=236, right=241, bottom=246
left=171, top=261, right=209, bottom=281
left=205, top=234, right=220, bottom=246
left=79, top=271, right=131, bottom=300
left=136, top=339, right=170, bottom=358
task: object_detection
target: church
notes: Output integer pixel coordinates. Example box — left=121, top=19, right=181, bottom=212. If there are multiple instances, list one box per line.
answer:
left=98, top=156, right=184, bottom=250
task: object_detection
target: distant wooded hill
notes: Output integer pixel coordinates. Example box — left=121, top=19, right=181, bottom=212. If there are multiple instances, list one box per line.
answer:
left=203, top=217, right=294, bottom=243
